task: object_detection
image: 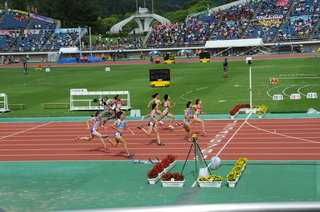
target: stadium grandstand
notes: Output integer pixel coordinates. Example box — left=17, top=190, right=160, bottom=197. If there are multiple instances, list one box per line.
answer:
left=0, top=0, right=319, bottom=61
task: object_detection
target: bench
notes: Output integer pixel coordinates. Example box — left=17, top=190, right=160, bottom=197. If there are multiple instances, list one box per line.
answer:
left=42, top=103, right=70, bottom=109
left=0, top=104, right=25, bottom=110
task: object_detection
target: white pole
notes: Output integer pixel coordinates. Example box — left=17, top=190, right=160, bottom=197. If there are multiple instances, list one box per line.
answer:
left=79, top=27, right=82, bottom=57
left=136, top=0, right=138, bottom=13
left=89, top=27, right=92, bottom=57
left=152, top=0, right=154, bottom=13
left=249, top=65, right=252, bottom=111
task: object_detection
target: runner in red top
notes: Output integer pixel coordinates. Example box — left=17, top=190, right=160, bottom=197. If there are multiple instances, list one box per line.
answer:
left=192, top=99, right=207, bottom=134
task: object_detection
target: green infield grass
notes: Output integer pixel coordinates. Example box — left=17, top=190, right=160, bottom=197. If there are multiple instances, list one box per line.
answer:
left=0, top=57, right=319, bottom=117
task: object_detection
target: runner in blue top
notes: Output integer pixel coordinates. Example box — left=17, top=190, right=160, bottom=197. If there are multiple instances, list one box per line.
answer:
left=103, top=113, right=135, bottom=158
left=75, top=111, right=110, bottom=150
left=183, top=101, right=194, bottom=142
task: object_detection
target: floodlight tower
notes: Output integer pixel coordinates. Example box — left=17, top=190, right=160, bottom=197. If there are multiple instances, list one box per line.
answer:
left=246, top=57, right=253, bottom=111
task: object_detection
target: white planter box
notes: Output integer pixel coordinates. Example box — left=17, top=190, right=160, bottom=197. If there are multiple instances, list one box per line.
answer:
left=169, top=160, right=177, bottom=169
left=148, top=176, right=160, bottom=185
left=198, top=181, right=222, bottom=188
left=230, top=111, right=239, bottom=119
left=161, top=180, right=185, bottom=188
left=227, top=179, right=237, bottom=188
left=147, top=161, right=177, bottom=185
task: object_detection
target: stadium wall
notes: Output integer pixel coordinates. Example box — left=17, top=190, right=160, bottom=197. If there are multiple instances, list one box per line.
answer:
left=1, top=41, right=319, bottom=63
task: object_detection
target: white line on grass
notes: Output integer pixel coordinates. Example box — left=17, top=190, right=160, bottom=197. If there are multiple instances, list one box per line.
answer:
left=282, top=85, right=296, bottom=97
left=297, top=85, right=309, bottom=97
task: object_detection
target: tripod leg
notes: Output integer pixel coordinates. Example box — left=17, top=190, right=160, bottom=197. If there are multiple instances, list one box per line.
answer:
left=195, top=142, right=209, bottom=168
left=181, top=143, right=193, bottom=174
left=194, top=143, right=198, bottom=179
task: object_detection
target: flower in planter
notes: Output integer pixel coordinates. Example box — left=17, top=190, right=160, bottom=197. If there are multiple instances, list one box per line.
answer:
left=161, top=157, right=170, bottom=168
left=199, top=175, right=223, bottom=182
left=147, top=168, right=159, bottom=179
left=166, top=154, right=177, bottom=164
left=226, top=172, right=238, bottom=181
left=257, top=105, right=267, bottom=115
left=153, top=162, right=166, bottom=173
left=230, top=109, right=238, bottom=115
left=162, top=172, right=185, bottom=181
left=230, top=104, right=250, bottom=115
left=237, top=158, right=248, bottom=164
left=231, top=166, right=243, bottom=175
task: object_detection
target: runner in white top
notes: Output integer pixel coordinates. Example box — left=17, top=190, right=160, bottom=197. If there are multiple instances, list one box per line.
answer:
left=137, top=103, right=164, bottom=146
left=141, top=93, right=165, bottom=124
left=157, top=94, right=176, bottom=129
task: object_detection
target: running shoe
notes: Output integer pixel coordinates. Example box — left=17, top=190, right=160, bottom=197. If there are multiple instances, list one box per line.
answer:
left=158, top=143, right=165, bottom=146
left=188, top=138, right=193, bottom=142
left=74, top=136, right=80, bottom=141
left=102, top=135, right=108, bottom=138
left=168, top=125, right=174, bottom=129
left=137, top=126, right=144, bottom=129
left=175, top=122, right=183, bottom=127
left=128, top=153, right=135, bottom=158
left=105, top=146, right=111, bottom=150
left=159, top=121, right=164, bottom=124
left=203, top=131, right=207, bottom=134
left=141, top=117, right=145, bottom=120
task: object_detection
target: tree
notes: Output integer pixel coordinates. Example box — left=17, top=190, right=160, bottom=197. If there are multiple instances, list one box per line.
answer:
left=7, top=0, right=29, bottom=11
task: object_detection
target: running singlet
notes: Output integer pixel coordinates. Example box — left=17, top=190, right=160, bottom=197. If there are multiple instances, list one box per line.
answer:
left=194, top=105, right=202, bottom=118
left=91, top=117, right=102, bottom=133
left=103, top=100, right=111, bottom=112
left=114, top=119, right=126, bottom=137
left=115, top=100, right=123, bottom=110
left=155, top=98, right=161, bottom=105
left=162, top=101, right=169, bottom=114
left=148, top=109, right=156, bottom=126
left=184, top=108, right=193, bottom=123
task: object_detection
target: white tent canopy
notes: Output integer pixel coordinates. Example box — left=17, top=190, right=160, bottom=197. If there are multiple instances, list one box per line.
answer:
left=58, top=47, right=80, bottom=54
left=205, top=38, right=263, bottom=48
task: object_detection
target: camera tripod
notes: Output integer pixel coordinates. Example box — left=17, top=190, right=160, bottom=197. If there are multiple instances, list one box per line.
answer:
left=181, top=134, right=209, bottom=179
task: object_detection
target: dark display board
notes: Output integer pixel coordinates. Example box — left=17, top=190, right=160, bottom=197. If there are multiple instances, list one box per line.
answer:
left=164, top=54, right=175, bottom=60
left=149, top=69, right=171, bottom=81
left=199, top=52, right=210, bottom=59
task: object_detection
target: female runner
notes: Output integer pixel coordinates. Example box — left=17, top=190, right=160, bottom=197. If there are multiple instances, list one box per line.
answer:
left=141, top=93, right=164, bottom=124
left=103, top=112, right=135, bottom=158
left=137, top=103, right=164, bottom=146
left=183, top=101, right=194, bottom=142
left=192, top=99, right=207, bottom=134
left=104, top=95, right=127, bottom=123
left=75, top=111, right=110, bottom=150
left=157, top=94, right=176, bottom=129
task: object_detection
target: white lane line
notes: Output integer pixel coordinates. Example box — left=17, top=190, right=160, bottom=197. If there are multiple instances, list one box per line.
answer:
left=215, top=113, right=253, bottom=157
left=0, top=122, right=52, bottom=140
left=245, top=122, right=320, bottom=144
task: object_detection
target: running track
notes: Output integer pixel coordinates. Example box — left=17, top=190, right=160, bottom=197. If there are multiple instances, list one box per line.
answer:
left=1, top=53, right=319, bottom=162
left=0, top=118, right=319, bottom=161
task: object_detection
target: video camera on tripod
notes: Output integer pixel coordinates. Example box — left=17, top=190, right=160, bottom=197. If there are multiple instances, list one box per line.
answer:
left=92, top=98, right=102, bottom=103
left=181, top=134, right=222, bottom=181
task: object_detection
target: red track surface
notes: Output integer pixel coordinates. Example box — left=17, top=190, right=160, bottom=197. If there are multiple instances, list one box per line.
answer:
left=0, top=118, right=319, bottom=161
